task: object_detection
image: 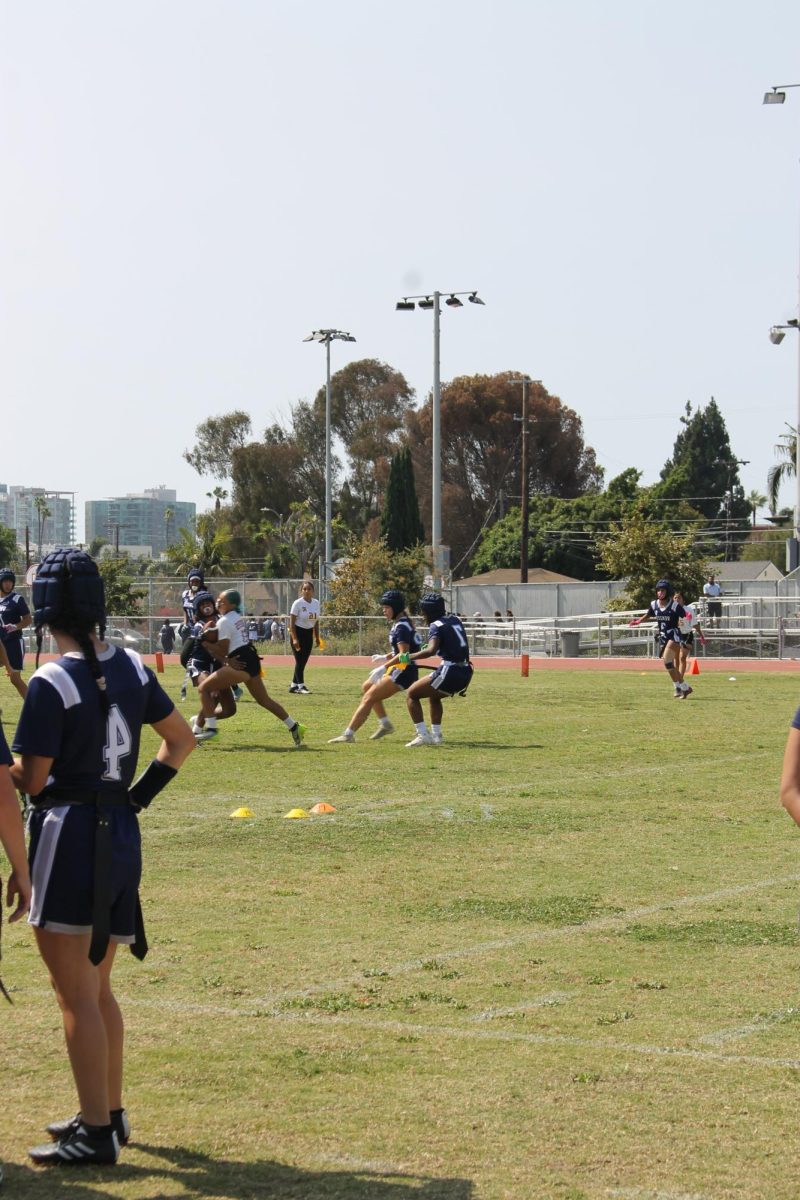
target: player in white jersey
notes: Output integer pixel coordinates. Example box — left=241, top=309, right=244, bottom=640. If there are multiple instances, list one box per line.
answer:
left=195, top=590, right=306, bottom=747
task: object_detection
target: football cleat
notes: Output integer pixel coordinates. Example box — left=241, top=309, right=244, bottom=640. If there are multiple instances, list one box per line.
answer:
left=328, top=731, right=355, bottom=743
left=29, top=1123, right=119, bottom=1166
left=405, top=734, right=433, bottom=747
left=431, top=734, right=444, bottom=745
left=288, top=683, right=299, bottom=693
left=370, top=722, right=394, bottom=740
left=298, top=685, right=311, bottom=694
left=291, top=722, right=307, bottom=747
left=47, top=1109, right=130, bottom=1146
left=194, top=728, right=218, bottom=743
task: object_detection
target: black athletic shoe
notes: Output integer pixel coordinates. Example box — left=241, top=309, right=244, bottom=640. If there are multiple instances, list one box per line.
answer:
left=29, top=1123, right=119, bottom=1166
left=47, top=1108, right=130, bottom=1146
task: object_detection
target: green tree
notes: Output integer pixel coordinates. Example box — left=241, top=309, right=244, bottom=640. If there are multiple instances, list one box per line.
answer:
left=326, top=535, right=428, bottom=617
left=405, top=372, right=603, bottom=571
left=319, top=359, right=415, bottom=526
left=767, top=425, right=796, bottom=514
left=746, top=489, right=767, bottom=527
left=165, top=515, right=233, bottom=577
left=596, top=509, right=709, bottom=610
left=33, top=495, right=52, bottom=555
left=0, top=524, right=19, bottom=568
left=184, top=411, right=252, bottom=479
left=380, top=448, right=424, bottom=552
left=97, top=554, right=147, bottom=615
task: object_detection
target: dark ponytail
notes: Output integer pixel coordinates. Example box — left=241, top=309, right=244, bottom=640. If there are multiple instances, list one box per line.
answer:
left=52, top=613, right=109, bottom=713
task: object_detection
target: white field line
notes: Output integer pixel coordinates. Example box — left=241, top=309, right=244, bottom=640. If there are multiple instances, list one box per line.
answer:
left=471, top=991, right=578, bottom=1021
left=697, top=1006, right=800, bottom=1046
left=275, top=1011, right=800, bottom=1071
left=231, top=870, right=800, bottom=1007
left=112, top=997, right=800, bottom=1072
left=151, top=747, right=776, bottom=835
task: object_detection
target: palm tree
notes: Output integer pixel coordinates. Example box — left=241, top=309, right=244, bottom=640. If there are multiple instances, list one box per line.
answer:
left=33, top=494, right=52, bottom=555
left=746, top=489, right=767, bottom=527
left=163, top=506, right=174, bottom=550
left=767, top=425, right=797, bottom=514
left=206, top=486, right=228, bottom=513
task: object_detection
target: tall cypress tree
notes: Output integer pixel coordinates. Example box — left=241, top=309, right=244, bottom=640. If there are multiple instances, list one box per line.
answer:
left=380, top=448, right=425, bottom=550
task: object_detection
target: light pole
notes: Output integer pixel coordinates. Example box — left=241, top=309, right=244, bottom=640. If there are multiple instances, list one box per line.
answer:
left=303, top=328, right=356, bottom=593
left=396, top=290, right=485, bottom=581
left=509, top=377, right=542, bottom=583
left=764, top=83, right=800, bottom=570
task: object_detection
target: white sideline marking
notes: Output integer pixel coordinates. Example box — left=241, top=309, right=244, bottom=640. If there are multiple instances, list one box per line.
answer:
left=697, top=1006, right=800, bottom=1046
left=237, top=871, right=800, bottom=1007
left=282, top=1012, right=800, bottom=1071
left=471, top=991, right=577, bottom=1020
left=116, top=996, right=800, bottom=1071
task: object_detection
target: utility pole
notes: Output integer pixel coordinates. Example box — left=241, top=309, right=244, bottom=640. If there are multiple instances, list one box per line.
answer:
left=510, top=377, right=542, bottom=583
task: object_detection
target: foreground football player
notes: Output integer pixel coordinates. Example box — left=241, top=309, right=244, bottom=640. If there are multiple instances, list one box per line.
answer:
left=11, top=548, right=194, bottom=1167
left=399, top=593, right=474, bottom=747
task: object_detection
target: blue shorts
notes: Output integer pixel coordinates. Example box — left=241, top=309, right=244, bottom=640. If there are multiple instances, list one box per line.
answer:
left=388, top=663, right=419, bottom=690
left=3, top=637, right=23, bottom=671
left=28, top=803, right=142, bottom=942
left=429, top=662, right=473, bottom=697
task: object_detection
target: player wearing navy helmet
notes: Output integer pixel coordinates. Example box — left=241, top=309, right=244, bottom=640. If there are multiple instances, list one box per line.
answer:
left=328, top=589, right=421, bottom=743
left=9, top=548, right=195, bottom=1167
left=194, top=589, right=306, bottom=746
left=399, top=593, right=474, bottom=746
left=183, top=591, right=237, bottom=738
left=629, top=578, right=692, bottom=698
left=0, top=568, right=31, bottom=700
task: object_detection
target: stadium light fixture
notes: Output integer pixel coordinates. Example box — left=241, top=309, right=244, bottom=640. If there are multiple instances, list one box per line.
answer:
left=303, top=329, right=356, bottom=592
left=393, top=290, right=486, bottom=580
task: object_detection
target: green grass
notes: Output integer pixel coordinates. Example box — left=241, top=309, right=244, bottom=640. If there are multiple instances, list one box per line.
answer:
left=2, top=663, right=800, bottom=1198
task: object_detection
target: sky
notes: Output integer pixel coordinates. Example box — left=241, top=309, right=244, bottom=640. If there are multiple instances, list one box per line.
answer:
left=2, top=0, right=800, bottom=543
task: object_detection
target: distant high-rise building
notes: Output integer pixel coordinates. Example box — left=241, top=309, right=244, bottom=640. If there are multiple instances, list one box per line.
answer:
left=85, top=486, right=195, bottom=555
left=0, top=485, right=75, bottom=554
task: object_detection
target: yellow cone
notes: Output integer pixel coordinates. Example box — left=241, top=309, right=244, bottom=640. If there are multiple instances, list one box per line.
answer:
left=284, top=807, right=310, bottom=819
left=230, top=807, right=255, bottom=819
left=310, top=802, right=336, bottom=815
left=318, top=637, right=327, bottom=651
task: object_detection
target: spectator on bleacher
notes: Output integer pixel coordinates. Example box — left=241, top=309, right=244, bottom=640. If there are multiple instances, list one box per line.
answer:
left=703, top=574, right=722, bottom=627
left=159, top=621, right=176, bottom=654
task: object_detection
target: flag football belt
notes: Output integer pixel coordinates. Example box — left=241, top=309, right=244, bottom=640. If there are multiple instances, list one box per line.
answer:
left=33, top=789, right=148, bottom=966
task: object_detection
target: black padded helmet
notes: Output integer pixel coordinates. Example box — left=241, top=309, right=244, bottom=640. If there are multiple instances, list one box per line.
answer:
left=0, top=568, right=15, bottom=589
left=32, top=548, right=106, bottom=632
left=379, top=589, right=406, bottom=617
left=419, top=592, right=446, bottom=621
left=192, top=590, right=216, bottom=619
left=655, top=578, right=672, bottom=596
left=187, top=567, right=204, bottom=586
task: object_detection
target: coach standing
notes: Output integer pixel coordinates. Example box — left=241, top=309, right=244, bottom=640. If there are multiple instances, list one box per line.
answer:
left=289, top=581, right=320, bottom=695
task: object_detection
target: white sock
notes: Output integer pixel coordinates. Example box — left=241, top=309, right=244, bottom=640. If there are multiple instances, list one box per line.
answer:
left=415, top=721, right=428, bottom=736
left=379, top=716, right=392, bottom=728
left=283, top=716, right=295, bottom=728
left=432, top=724, right=442, bottom=738
left=206, top=717, right=217, bottom=730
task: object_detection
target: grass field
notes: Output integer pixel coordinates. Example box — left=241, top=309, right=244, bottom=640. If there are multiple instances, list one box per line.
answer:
left=2, top=662, right=800, bottom=1200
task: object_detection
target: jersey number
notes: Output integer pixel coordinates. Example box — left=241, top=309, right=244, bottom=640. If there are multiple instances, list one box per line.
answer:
left=103, top=705, right=133, bottom=781
left=452, top=625, right=468, bottom=649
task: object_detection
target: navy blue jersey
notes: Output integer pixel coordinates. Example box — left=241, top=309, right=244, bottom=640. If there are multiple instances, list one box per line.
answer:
left=188, top=620, right=215, bottom=672
left=181, top=587, right=201, bottom=623
left=13, top=646, right=173, bottom=794
left=0, top=723, right=11, bottom=766
left=0, top=590, right=30, bottom=643
left=645, top=599, right=685, bottom=642
left=792, top=705, right=800, bottom=732
left=390, top=616, right=421, bottom=655
left=426, top=614, right=470, bottom=664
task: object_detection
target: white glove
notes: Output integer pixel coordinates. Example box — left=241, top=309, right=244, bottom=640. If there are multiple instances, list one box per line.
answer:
left=371, top=653, right=388, bottom=663
left=368, top=666, right=385, bottom=685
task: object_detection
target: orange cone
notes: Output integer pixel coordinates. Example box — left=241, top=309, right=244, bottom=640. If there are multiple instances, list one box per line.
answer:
left=155, top=651, right=164, bottom=673
left=310, top=802, right=336, bottom=815
left=689, top=658, right=700, bottom=675
left=521, top=653, right=529, bottom=678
